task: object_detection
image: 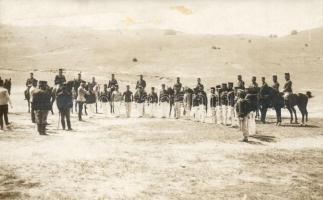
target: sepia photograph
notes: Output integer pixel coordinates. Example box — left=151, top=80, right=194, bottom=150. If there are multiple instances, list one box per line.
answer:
left=0, top=0, right=323, bottom=199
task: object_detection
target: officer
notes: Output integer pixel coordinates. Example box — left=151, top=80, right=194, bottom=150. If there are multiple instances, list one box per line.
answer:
left=237, top=75, right=245, bottom=90
left=108, top=74, right=118, bottom=92
left=54, top=68, right=66, bottom=86
left=32, top=81, right=52, bottom=135
left=26, top=72, right=38, bottom=87
left=159, top=84, right=169, bottom=118
left=136, top=75, right=147, bottom=90
left=272, top=75, right=280, bottom=91
left=56, top=83, right=73, bottom=130
left=245, top=86, right=258, bottom=135
left=195, top=78, right=204, bottom=91
left=250, top=76, right=259, bottom=88
left=283, top=73, right=293, bottom=100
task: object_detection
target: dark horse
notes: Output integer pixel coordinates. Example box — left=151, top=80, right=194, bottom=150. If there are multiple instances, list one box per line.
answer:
left=262, top=87, right=313, bottom=125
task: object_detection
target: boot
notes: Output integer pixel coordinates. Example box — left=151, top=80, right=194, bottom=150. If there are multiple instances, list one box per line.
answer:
left=37, top=124, right=42, bottom=135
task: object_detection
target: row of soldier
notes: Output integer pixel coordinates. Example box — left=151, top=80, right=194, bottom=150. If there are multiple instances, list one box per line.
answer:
left=24, top=69, right=298, bottom=141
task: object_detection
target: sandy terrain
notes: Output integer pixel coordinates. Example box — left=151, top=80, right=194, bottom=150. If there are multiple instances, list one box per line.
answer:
left=1, top=25, right=323, bottom=199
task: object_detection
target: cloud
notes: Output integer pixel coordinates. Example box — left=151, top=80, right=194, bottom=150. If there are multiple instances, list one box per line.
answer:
left=170, top=5, right=193, bottom=15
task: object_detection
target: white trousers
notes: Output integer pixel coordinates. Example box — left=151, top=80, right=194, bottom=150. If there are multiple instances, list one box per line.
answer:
left=248, top=111, right=257, bottom=135
left=136, top=103, right=145, bottom=117
left=160, top=102, right=169, bottom=118
left=228, top=106, right=237, bottom=126
left=149, top=103, right=157, bottom=117
left=190, top=106, right=198, bottom=121
left=114, top=101, right=121, bottom=117
left=240, top=116, right=249, bottom=138
left=211, top=107, right=217, bottom=123
left=184, top=105, right=191, bottom=120
left=222, top=105, right=228, bottom=125
left=216, top=106, right=223, bottom=125
left=125, top=102, right=132, bottom=118
left=174, top=102, right=183, bottom=119
left=197, top=105, right=206, bottom=123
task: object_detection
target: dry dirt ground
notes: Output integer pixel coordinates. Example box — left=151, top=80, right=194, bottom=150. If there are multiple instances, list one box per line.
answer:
left=0, top=98, right=323, bottom=199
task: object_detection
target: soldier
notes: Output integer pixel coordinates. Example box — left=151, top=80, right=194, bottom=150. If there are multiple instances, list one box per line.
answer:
left=196, top=86, right=207, bottom=122
left=250, top=76, right=260, bottom=118
left=183, top=87, right=193, bottom=120
left=111, top=86, right=123, bottom=117
left=215, top=85, right=222, bottom=124
left=220, top=83, right=229, bottom=125
left=210, top=87, right=218, bottom=123
left=108, top=74, right=118, bottom=92
left=246, top=86, right=258, bottom=135
left=0, top=80, right=12, bottom=131
left=235, top=90, right=250, bottom=142
left=174, top=87, right=184, bottom=119
left=237, top=75, right=245, bottom=90
left=76, top=81, right=90, bottom=121
left=173, top=77, right=182, bottom=93
left=283, top=72, right=293, bottom=100
left=123, top=85, right=133, bottom=118
left=195, top=78, right=204, bottom=91
left=29, top=80, right=38, bottom=123
left=26, top=72, right=38, bottom=87
left=227, top=82, right=237, bottom=127
left=73, top=73, right=83, bottom=112
left=136, top=75, right=146, bottom=90
left=99, top=84, right=110, bottom=115
left=56, top=83, right=73, bottom=130
left=134, top=86, right=147, bottom=118
left=32, top=81, right=52, bottom=135
left=147, top=87, right=158, bottom=118
left=159, top=84, right=169, bottom=118
left=54, top=68, right=66, bottom=86
left=259, top=77, right=271, bottom=123
left=272, top=75, right=280, bottom=91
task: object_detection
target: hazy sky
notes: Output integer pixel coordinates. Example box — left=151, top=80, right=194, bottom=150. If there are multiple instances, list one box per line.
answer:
left=1, top=0, right=323, bottom=36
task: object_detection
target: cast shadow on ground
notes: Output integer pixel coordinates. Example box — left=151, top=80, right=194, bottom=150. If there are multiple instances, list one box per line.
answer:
left=280, top=124, right=320, bottom=128
left=250, top=134, right=276, bottom=143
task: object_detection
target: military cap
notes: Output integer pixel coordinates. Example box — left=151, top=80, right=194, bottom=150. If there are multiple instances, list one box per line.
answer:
left=151, top=87, right=155, bottom=89
left=285, top=73, right=290, bottom=76
left=273, top=75, right=277, bottom=78
left=161, top=84, right=165, bottom=86
left=222, top=83, right=227, bottom=86
left=59, top=68, right=63, bottom=71
left=237, top=75, right=242, bottom=78
left=211, top=87, right=215, bottom=90
left=252, top=76, right=256, bottom=79
left=228, top=82, right=233, bottom=86
left=216, top=85, right=221, bottom=88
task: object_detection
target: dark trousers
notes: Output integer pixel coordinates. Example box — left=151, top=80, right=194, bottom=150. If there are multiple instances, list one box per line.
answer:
left=274, top=106, right=282, bottom=123
left=260, top=105, right=268, bottom=123
left=0, top=104, right=9, bottom=129
left=78, top=102, right=84, bottom=121
left=60, top=108, right=71, bottom=130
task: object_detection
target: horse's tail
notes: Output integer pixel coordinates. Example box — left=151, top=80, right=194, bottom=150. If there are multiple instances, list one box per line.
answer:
left=306, top=91, right=313, bottom=99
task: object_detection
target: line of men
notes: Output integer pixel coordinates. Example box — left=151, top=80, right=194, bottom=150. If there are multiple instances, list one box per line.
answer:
left=27, top=69, right=293, bottom=141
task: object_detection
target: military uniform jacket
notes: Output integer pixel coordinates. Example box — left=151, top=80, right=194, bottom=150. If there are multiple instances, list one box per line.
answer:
left=26, top=78, right=38, bottom=87
left=283, top=80, right=292, bottom=93
left=73, top=79, right=83, bottom=93
left=136, top=80, right=146, bottom=89
left=173, top=82, right=182, bottom=92
left=123, top=91, right=133, bottom=102
left=210, top=94, right=218, bottom=108
left=56, top=87, right=73, bottom=110
left=196, top=92, right=208, bottom=107
left=272, top=82, right=280, bottom=91
left=227, top=90, right=236, bottom=107
left=100, top=90, right=110, bottom=102
left=159, top=90, right=169, bottom=103
left=108, top=79, right=118, bottom=89
left=220, top=91, right=229, bottom=105
left=134, top=91, right=147, bottom=103
left=54, top=75, right=66, bottom=85
left=148, top=92, right=158, bottom=103
left=32, top=89, right=52, bottom=111
left=174, top=91, right=184, bottom=102
left=237, top=80, right=245, bottom=89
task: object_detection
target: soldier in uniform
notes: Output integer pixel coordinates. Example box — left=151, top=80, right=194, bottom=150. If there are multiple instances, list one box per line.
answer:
left=227, top=82, right=237, bottom=127
left=250, top=76, right=258, bottom=88
left=237, top=75, right=245, bottom=90
left=56, top=83, right=73, bottom=130
left=99, top=84, right=110, bottom=115
left=246, top=86, right=258, bottom=135
left=173, top=77, right=182, bottom=93
left=283, top=73, right=293, bottom=100
left=108, top=74, right=118, bottom=92
left=123, top=85, right=133, bottom=118
left=76, top=81, right=90, bottom=121
left=111, top=86, right=123, bottom=117
left=136, top=75, right=147, bottom=90
left=134, top=86, right=147, bottom=117
left=147, top=87, right=158, bottom=118
left=195, top=86, right=207, bottom=122
left=26, top=72, right=38, bottom=87
left=272, top=75, right=280, bottom=91
left=259, top=77, right=271, bottom=123
left=209, top=87, right=218, bottom=123
left=215, top=85, right=222, bottom=124
left=32, top=81, right=52, bottom=135
left=183, top=87, right=193, bottom=120
left=159, top=84, right=169, bottom=118
left=54, top=68, right=66, bottom=86
left=29, top=80, right=38, bottom=123
left=250, top=76, right=260, bottom=119
left=73, top=73, right=83, bottom=113
left=220, top=83, right=229, bottom=125
left=235, top=90, right=250, bottom=142
left=174, top=87, right=184, bottom=119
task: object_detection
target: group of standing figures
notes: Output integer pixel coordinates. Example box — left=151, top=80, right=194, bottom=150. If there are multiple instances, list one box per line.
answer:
left=23, top=69, right=312, bottom=141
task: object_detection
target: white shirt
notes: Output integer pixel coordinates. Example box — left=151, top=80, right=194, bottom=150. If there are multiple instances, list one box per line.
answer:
left=0, top=87, right=12, bottom=106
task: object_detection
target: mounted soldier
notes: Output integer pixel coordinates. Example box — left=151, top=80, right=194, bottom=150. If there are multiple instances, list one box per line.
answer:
left=32, top=81, right=52, bottom=135
left=108, top=74, right=118, bottom=93
left=236, top=75, right=245, bottom=90
left=173, top=77, right=182, bottom=93
left=272, top=75, right=280, bottom=92
left=259, top=77, right=271, bottom=123
left=283, top=73, right=293, bottom=101
left=194, top=78, right=204, bottom=92
left=136, top=75, right=147, bottom=90
left=54, top=68, right=66, bottom=87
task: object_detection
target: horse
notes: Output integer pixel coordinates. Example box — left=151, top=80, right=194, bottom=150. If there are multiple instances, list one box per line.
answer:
left=84, top=83, right=97, bottom=116
left=259, top=84, right=272, bottom=124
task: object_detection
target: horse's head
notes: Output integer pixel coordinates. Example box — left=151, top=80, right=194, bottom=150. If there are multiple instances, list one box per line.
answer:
left=306, top=91, right=313, bottom=98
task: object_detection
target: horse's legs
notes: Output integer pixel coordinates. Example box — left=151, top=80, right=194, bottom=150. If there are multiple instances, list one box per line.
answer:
left=305, top=108, right=308, bottom=122
left=84, top=105, right=88, bottom=116
left=27, top=100, right=30, bottom=113
left=286, top=106, right=293, bottom=124
left=274, top=106, right=281, bottom=125
left=291, top=106, right=298, bottom=123
left=260, top=104, right=267, bottom=123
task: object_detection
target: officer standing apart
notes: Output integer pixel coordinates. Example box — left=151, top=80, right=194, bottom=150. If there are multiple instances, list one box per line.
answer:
left=235, top=90, right=250, bottom=142
left=56, top=83, right=73, bottom=130
left=32, top=81, right=52, bottom=135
